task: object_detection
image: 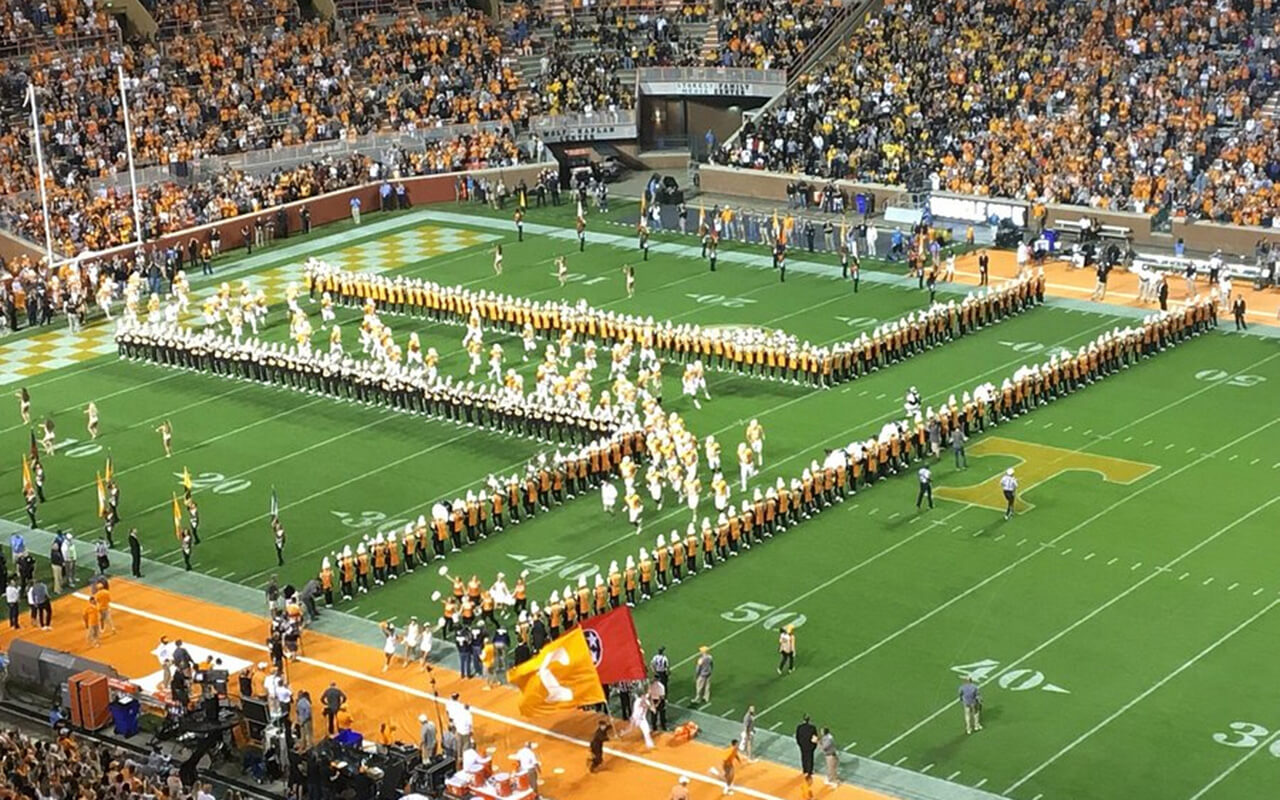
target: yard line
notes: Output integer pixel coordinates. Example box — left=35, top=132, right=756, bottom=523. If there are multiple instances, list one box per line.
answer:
left=1031, top=795, right=1043, bottom=800
left=1082, top=429, right=1092, bottom=436
left=1042, top=422, right=1053, bottom=429
left=1254, top=588, right=1265, bottom=597
left=868, top=507, right=880, bottom=516
left=160, top=414, right=476, bottom=560
left=1186, top=447, right=1197, bottom=454
left=1188, top=728, right=1280, bottom=800
left=670, top=504, right=976, bottom=670
left=920, top=763, right=933, bottom=774
left=1228, top=582, right=1239, bottom=591
left=1143, top=440, right=1154, bottom=447
left=1250, top=458, right=1260, bottom=465
left=973, top=778, right=988, bottom=789
left=1062, top=425, right=1073, bottom=433
left=872, top=497, right=1280, bottom=759
left=1005, top=599, right=1280, bottom=793
left=1179, top=573, right=1190, bottom=581
left=0, top=366, right=187, bottom=437
left=842, top=742, right=858, bottom=753
left=1061, top=547, right=1072, bottom=556
left=1084, top=552, right=1096, bottom=561
left=888, top=511, right=900, bottom=520
left=1123, top=436, right=1134, bottom=443
left=1228, top=454, right=1239, bottom=461
left=1203, top=577, right=1215, bottom=586
left=1130, top=562, right=1143, bottom=571
left=946, top=771, right=962, bottom=781
left=722, top=708, right=735, bottom=718
left=893, top=756, right=908, bottom=766
left=875, top=393, right=886, bottom=400
left=768, top=722, right=782, bottom=731
left=1164, top=443, right=1175, bottom=450
left=1016, top=538, right=1027, bottom=546
left=953, top=526, right=965, bottom=533
left=10, top=379, right=262, bottom=511
left=785, top=421, right=1280, bottom=725
left=1106, top=558, right=1119, bottom=566
left=993, top=534, right=1004, bottom=542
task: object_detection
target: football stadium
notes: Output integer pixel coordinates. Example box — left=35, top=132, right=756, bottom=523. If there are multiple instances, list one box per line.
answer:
left=0, top=2, right=1278, bottom=800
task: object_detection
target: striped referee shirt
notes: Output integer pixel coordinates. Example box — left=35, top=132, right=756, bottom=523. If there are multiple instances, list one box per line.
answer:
left=1001, top=474, right=1018, bottom=493
left=651, top=653, right=669, bottom=675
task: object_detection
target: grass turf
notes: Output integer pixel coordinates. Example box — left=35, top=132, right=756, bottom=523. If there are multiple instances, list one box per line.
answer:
left=3, top=199, right=1280, bottom=800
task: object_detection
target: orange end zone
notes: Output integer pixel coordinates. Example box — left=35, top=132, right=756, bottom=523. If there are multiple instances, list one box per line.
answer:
left=0, top=581, right=903, bottom=800
left=952, top=250, right=1280, bottom=325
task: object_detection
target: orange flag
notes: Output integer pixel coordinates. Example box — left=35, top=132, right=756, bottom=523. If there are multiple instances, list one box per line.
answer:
left=96, top=472, right=106, bottom=518
left=506, top=627, right=605, bottom=716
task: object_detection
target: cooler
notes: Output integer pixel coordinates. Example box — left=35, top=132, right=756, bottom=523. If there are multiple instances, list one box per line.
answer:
left=109, top=695, right=140, bottom=737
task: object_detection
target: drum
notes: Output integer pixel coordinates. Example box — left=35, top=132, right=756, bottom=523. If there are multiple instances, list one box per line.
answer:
left=490, top=772, right=513, bottom=797
left=512, top=770, right=532, bottom=792
left=444, top=775, right=471, bottom=799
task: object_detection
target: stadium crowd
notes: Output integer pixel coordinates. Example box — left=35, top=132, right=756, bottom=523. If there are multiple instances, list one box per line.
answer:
left=708, top=0, right=841, bottom=71
left=0, top=3, right=534, bottom=254
left=712, top=0, right=1280, bottom=226
left=0, top=723, right=248, bottom=800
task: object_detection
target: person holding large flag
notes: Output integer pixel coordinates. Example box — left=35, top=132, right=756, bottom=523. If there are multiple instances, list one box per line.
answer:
left=506, top=625, right=605, bottom=716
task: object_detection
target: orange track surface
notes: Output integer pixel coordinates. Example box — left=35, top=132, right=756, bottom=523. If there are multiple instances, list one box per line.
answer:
left=0, top=581, right=901, bottom=800
left=954, top=250, right=1280, bottom=325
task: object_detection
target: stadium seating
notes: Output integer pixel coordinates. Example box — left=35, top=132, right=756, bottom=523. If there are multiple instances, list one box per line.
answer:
left=0, top=7, right=531, bottom=253
left=707, top=0, right=841, bottom=70
left=711, top=0, right=1280, bottom=227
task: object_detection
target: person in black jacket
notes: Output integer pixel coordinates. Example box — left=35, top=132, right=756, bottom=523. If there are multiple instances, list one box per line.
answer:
left=795, top=714, right=818, bottom=777
left=128, top=528, right=143, bottom=578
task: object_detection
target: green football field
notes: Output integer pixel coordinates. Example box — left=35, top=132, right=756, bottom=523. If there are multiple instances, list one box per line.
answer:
left=4, top=198, right=1280, bottom=800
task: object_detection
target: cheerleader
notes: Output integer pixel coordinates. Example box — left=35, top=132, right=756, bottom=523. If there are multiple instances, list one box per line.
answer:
left=41, top=417, right=56, bottom=456
left=493, top=245, right=504, bottom=276
left=556, top=255, right=568, bottom=287
left=15, top=387, right=30, bottom=424
left=155, top=420, right=173, bottom=457
left=85, top=402, right=100, bottom=440
left=623, top=264, right=635, bottom=298
left=488, top=343, right=504, bottom=383
left=320, top=291, right=336, bottom=328
left=626, top=491, right=643, bottom=535
left=601, top=480, right=618, bottom=515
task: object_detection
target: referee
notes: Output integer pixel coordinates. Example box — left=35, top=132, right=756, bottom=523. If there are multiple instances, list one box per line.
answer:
left=916, top=466, right=934, bottom=510
left=650, top=647, right=670, bottom=690
left=1001, top=468, right=1018, bottom=519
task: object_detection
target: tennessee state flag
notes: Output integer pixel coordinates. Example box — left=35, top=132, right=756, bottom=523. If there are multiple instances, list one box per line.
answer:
left=95, top=472, right=106, bottom=518
left=507, top=628, right=605, bottom=716
left=578, top=606, right=646, bottom=684
left=21, top=455, right=33, bottom=495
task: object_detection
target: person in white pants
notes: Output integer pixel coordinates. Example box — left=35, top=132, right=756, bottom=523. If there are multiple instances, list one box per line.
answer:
left=629, top=694, right=655, bottom=748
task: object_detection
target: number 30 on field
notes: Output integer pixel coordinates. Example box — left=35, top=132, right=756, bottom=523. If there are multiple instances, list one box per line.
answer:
left=720, top=602, right=807, bottom=631
left=1213, top=721, right=1280, bottom=755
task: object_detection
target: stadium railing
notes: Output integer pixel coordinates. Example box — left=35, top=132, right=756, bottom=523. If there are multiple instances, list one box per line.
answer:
left=529, top=109, right=638, bottom=143
left=697, top=162, right=1280, bottom=257
left=635, top=65, right=786, bottom=97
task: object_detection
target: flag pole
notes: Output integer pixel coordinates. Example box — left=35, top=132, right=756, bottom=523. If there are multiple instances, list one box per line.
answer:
left=117, top=65, right=144, bottom=249
left=25, top=83, right=55, bottom=268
